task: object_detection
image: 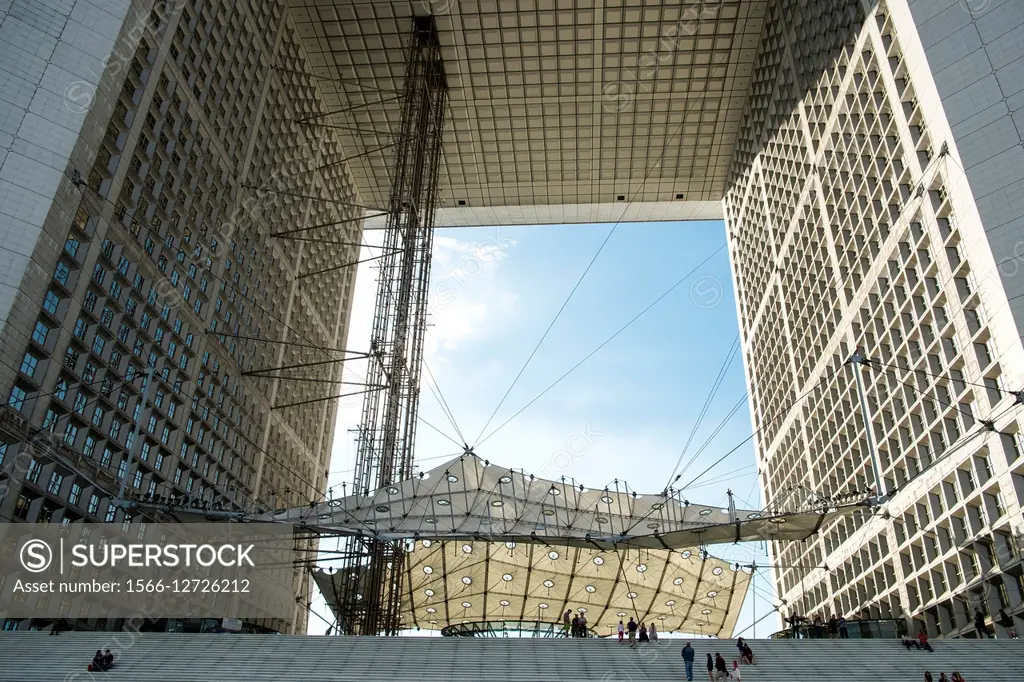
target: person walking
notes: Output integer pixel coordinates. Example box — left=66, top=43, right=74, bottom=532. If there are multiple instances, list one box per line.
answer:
left=951, top=672, right=965, bottom=682
left=714, top=653, right=728, bottom=681
left=579, top=612, right=588, bottom=637
left=974, top=609, right=991, bottom=639
left=828, top=614, right=838, bottom=639
left=681, top=642, right=695, bottom=682
left=838, top=615, right=849, bottom=639
left=706, top=653, right=714, bottom=681
left=649, top=621, right=658, bottom=642
left=732, top=661, right=742, bottom=681
left=563, top=609, right=572, bottom=636
left=998, top=608, right=1018, bottom=639
left=571, top=614, right=580, bottom=638
left=627, top=617, right=638, bottom=648
left=618, top=620, right=625, bottom=643
left=639, top=622, right=649, bottom=643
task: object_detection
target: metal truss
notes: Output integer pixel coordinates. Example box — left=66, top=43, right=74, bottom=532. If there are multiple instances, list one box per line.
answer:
left=335, top=15, right=448, bottom=636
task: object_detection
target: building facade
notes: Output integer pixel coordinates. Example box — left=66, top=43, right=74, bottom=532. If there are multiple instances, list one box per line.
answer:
left=727, top=0, right=1024, bottom=637
left=0, top=0, right=362, bottom=633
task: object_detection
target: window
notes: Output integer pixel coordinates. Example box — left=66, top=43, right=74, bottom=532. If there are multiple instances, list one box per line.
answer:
left=100, top=307, right=114, bottom=327
left=25, top=459, right=42, bottom=484
left=140, top=441, right=151, bottom=461
left=69, top=483, right=82, bottom=506
left=43, top=291, right=60, bottom=315
left=91, top=406, right=104, bottom=426
left=42, top=408, right=59, bottom=430
left=83, top=435, right=96, bottom=458
left=88, top=494, right=100, bottom=515
left=64, top=347, right=79, bottom=371
left=116, top=458, right=128, bottom=480
left=133, top=470, right=143, bottom=489
left=19, top=352, right=39, bottom=378
left=105, top=506, right=116, bottom=522
left=154, top=452, right=164, bottom=472
left=109, top=420, right=122, bottom=440
left=31, top=321, right=49, bottom=345
left=62, top=423, right=77, bottom=446
left=54, top=378, right=67, bottom=401
left=100, top=447, right=112, bottom=468
left=54, top=262, right=71, bottom=286
left=47, top=472, right=63, bottom=495
left=73, top=317, right=88, bottom=339
left=64, top=236, right=81, bottom=258
left=91, top=335, right=106, bottom=356
left=9, top=385, right=30, bottom=410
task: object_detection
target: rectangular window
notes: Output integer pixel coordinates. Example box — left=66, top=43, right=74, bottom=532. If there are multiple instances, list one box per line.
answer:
left=8, top=386, right=27, bottom=411
left=109, top=420, right=122, bottom=440
left=88, top=494, right=99, bottom=515
left=25, top=459, right=42, bottom=484
left=47, top=472, right=63, bottom=495
left=83, top=435, right=96, bottom=458
left=54, top=262, right=71, bottom=286
left=19, top=352, right=39, bottom=378
left=69, top=483, right=82, bottom=506
left=32, top=321, right=49, bottom=345
left=62, top=423, right=77, bottom=446
left=43, top=291, right=60, bottom=315
left=54, top=378, right=67, bottom=401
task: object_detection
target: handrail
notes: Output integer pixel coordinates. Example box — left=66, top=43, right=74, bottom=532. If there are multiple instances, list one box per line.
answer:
left=440, top=620, right=599, bottom=638
left=769, top=618, right=907, bottom=639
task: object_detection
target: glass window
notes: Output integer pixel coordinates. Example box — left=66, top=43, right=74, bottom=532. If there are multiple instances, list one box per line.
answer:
left=43, top=291, right=60, bottom=315
left=83, top=435, right=96, bottom=458
left=54, top=378, right=67, bottom=401
left=62, top=423, right=77, bottom=446
left=69, top=483, right=82, bottom=506
left=54, top=262, right=71, bottom=286
left=88, top=494, right=99, bottom=515
left=47, top=472, right=63, bottom=495
left=31, top=321, right=49, bottom=345
left=19, top=352, right=39, bottom=377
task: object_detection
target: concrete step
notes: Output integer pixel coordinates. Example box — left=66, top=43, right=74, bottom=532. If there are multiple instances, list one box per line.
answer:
left=0, top=633, right=1020, bottom=681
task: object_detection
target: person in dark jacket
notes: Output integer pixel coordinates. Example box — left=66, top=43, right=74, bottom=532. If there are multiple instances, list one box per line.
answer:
left=714, top=653, right=729, bottom=681
left=974, top=610, right=991, bottom=639
left=681, top=642, right=695, bottom=681
left=706, top=653, right=714, bottom=681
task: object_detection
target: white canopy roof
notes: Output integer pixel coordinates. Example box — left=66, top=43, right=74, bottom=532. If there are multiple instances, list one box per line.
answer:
left=267, top=453, right=863, bottom=548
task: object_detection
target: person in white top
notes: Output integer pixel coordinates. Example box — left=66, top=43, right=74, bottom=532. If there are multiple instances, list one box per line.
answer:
left=649, top=622, right=658, bottom=642
left=617, top=620, right=625, bottom=643
left=732, top=661, right=742, bottom=681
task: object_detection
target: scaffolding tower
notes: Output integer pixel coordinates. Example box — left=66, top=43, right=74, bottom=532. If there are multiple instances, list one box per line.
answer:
left=334, top=15, right=448, bottom=636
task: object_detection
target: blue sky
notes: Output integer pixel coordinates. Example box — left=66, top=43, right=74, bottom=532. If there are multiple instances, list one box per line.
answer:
left=310, top=219, right=780, bottom=638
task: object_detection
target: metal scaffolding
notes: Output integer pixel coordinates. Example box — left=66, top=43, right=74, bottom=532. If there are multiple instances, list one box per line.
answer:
left=335, top=15, right=448, bottom=636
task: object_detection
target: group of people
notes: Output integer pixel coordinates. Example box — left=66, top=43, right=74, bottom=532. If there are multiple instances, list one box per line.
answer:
left=616, top=617, right=658, bottom=647
left=88, top=649, right=114, bottom=672
left=786, top=612, right=849, bottom=639
left=678, top=640, right=753, bottom=682
left=923, top=673, right=966, bottom=682
left=562, top=609, right=589, bottom=637
left=902, top=631, right=934, bottom=652
left=975, top=609, right=1019, bottom=639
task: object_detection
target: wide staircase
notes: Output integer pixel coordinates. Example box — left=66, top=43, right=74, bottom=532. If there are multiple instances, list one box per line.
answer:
left=0, top=633, right=1020, bottom=681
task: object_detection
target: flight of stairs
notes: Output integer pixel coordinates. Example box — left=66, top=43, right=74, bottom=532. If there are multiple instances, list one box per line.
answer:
left=0, top=633, right=1020, bottom=681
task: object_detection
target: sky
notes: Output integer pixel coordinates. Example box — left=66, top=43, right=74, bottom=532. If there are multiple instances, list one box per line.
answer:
left=307, top=219, right=781, bottom=638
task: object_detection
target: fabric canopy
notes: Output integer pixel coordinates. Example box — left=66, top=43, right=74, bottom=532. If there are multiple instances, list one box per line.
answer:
left=265, top=453, right=866, bottom=548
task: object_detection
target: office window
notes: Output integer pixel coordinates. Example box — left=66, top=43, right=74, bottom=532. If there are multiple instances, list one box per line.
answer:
left=43, top=291, right=60, bottom=315
left=31, top=321, right=49, bottom=345
left=19, top=353, right=39, bottom=378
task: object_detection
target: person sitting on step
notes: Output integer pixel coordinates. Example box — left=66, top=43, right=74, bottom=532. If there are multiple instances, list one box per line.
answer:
left=89, top=650, right=104, bottom=672
left=917, top=630, right=933, bottom=652
left=741, top=641, right=754, bottom=665
left=901, top=633, right=921, bottom=650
